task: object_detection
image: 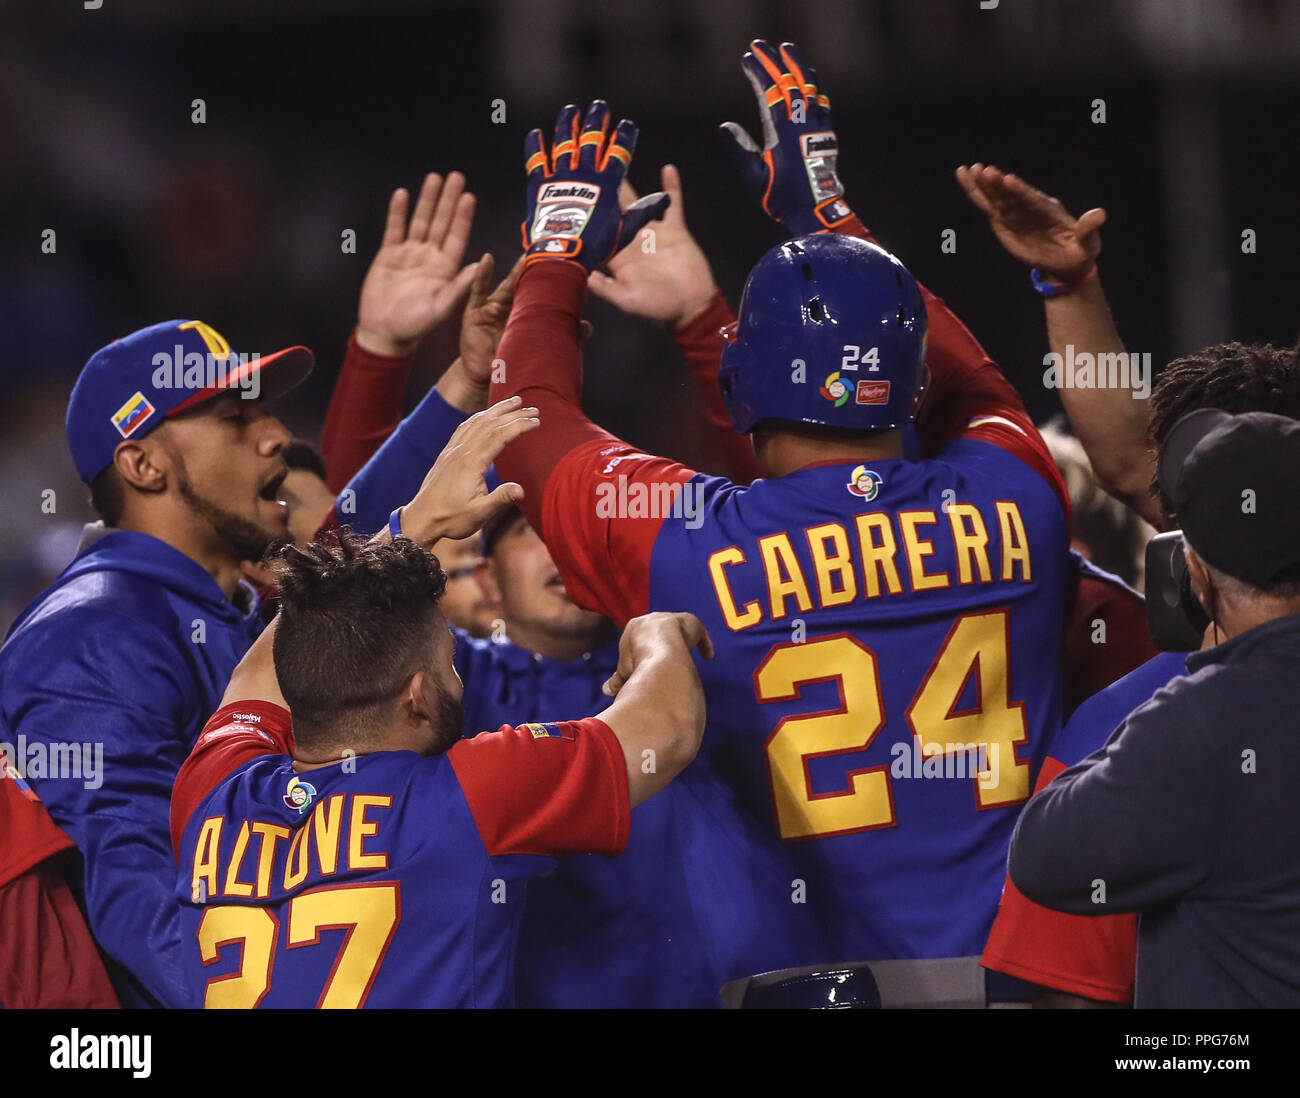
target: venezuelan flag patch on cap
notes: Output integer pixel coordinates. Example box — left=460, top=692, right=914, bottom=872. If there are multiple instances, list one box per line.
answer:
left=110, top=391, right=156, bottom=438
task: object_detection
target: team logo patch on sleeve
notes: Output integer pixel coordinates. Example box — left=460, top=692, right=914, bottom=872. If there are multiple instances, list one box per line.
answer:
left=523, top=722, right=571, bottom=741
left=283, top=776, right=317, bottom=813
left=2, top=750, right=39, bottom=802
left=110, top=391, right=156, bottom=438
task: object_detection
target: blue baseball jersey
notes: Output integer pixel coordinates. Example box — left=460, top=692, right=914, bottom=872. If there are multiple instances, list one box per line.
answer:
left=539, top=421, right=1070, bottom=965
left=170, top=700, right=628, bottom=1008
left=453, top=627, right=824, bottom=1004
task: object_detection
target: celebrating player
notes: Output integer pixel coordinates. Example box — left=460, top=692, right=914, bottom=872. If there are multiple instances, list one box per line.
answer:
left=170, top=399, right=714, bottom=1008
left=0, top=319, right=314, bottom=1007
left=489, top=45, right=1073, bottom=1000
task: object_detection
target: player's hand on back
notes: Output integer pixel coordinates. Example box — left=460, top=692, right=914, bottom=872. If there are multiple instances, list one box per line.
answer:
left=599, top=611, right=714, bottom=807
left=587, top=164, right=720, bottom=331
left=397, top=397, right=538, bottom=546
left=720, top=39, right=854, bottom=234
left=522, top=101, right=669, bottom=273
left=955, top=163, right=1105, bottom=283
left=602, top=611, right=715, bottom=697
left=356, top=171, right=480, bottom=357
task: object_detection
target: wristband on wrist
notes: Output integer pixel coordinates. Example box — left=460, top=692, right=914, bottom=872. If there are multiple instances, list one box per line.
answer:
left=1030, top=264, right=1098, bottom=297
left=388, top=506, right=405, bottom=541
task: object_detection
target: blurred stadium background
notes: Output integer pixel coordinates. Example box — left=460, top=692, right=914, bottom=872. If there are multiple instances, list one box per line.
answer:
left=2, top=0, right=1298, bottom=630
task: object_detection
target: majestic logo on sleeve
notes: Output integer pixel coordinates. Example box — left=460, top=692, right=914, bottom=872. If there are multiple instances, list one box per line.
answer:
left=847, top=466, right=883, bottom=500
left=283, top=776, right=317, bottom=813
left=110, top=391, right=156, bottom=438
left=531, top=182, right=602, bottom=242
left=820, top=372, right=851, bottom=407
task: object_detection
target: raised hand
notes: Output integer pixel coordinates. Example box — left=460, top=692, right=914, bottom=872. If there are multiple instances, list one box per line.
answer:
left=956, top=163, right=1105, bottom=283
left=356, top=171, right=479, bottom=357
left=587, top=164, right=719, bottom=331
left=458, top=252, right=524, bottom=389
left=399, top=396, right=539, bottom=545
left=522, top=100, right=668, bottom=272
left=720, top=39, right=852, bottom=235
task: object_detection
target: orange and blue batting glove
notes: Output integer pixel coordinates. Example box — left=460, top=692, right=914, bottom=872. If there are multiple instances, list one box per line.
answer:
left=522, top=101, right=669, bottom=273
left=719, top=39, right=854, bottom=235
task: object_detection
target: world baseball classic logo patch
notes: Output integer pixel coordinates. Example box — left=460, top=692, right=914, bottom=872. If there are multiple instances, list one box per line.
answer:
left=283, top=776, right=317, bottom=813
left=847, top=465, right=883, bottom=500
left=110, top=391, right=156, bottom=438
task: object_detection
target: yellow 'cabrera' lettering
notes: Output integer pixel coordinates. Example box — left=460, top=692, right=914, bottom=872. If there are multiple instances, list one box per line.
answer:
left=711, top=502, right=1035, bottom=632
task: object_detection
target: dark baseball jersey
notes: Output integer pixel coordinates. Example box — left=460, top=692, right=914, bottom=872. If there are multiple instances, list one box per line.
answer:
left=170, top=700, right=628, bottom=1007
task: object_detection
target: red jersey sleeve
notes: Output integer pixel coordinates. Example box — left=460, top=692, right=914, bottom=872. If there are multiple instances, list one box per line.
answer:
left=170, top=700, right=295, bottom=859
left=541, top=439, right=697, bottom=627
left=981, top=755, right=1137, bottom=1003
left=319, top=330, right=416, bottom=493
left=0, top=752, right=74, bottom=888
left=675, top=291, right=762, bottom=486
left=0, top=859, right=121, bottom=1008
left=449, top=717, right=630, bottom=858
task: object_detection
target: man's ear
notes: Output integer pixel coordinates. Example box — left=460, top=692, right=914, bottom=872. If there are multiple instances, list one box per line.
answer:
left=113, top=434, right=170, bottom=494
left=1184, top=545, right=1212, bottom=610
left=403, top=670, right=437, bottom=729
left=474, top=559, right=503, bottom=606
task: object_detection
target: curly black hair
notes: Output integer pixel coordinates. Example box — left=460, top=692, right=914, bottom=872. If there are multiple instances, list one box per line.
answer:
left=1148, top=339, right=1300, bottom=517
left=272, top=529, right=448, bottom=748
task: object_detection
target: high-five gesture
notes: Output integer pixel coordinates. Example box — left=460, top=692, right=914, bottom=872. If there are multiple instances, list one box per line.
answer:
left=522, top=101, right=668, bottom=272
left=457, top=253, right=524, bottom=389
left=956, top=163, right=1105, bottom=283
left=587, top=164, right=720, bottom=332
left=720, top=39, right=853, bottom=234
left=356, top=171, right=480, bottom=357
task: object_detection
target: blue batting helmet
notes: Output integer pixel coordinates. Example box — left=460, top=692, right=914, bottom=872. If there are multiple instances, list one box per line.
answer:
left=719, top=234, right=928, bottom=434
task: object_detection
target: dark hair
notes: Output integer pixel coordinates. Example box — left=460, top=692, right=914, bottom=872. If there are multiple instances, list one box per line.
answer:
left=282, top=438, right=328, bottom=482
left=1149, top=339, right=1300, bottom=517
left=88, top=464, right=125, bottom=526
left=272, top=529, right=447, bottom=749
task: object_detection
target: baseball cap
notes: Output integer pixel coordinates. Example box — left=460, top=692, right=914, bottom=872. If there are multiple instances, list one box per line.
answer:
left=66, top=319, right=314, bottom=484
left=1158, top=408, right=1300, bottom=586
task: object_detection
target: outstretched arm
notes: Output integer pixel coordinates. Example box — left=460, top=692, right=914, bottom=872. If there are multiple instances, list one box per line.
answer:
left=956, top=163, right=1159, bottom=527
left=720, top=39, right=1062, bottom=497
left=589, top=163, right=761, bottom=484
left=492, top=101, right=702, bottom=627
